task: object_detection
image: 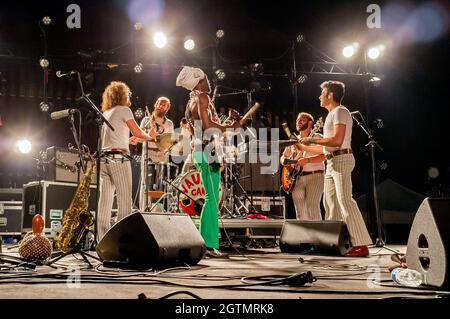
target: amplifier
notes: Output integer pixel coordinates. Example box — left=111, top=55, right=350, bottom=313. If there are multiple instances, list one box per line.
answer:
left=44, top=146, right=97, bottom=184
left=22, top=180, right=116, bottom=237
left=0, top=201, right=22, bottom=235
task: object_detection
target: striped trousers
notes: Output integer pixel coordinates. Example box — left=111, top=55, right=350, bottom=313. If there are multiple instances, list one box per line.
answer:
left=323, top=153, right=372, bottom=246
left=292, top=172, right=324, bottom=220
left=97, top=159, right=133, bottom=241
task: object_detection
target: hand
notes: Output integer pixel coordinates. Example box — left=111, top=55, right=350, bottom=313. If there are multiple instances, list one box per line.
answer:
left=299, top=137, right=311, bottom=145
left=147, top=127, right=157, bottom=138
left=228, top=108, right=240, bottom=121
left=129, top=136, right=140, bottom=145
left=297, top=158, right=309, bottom=167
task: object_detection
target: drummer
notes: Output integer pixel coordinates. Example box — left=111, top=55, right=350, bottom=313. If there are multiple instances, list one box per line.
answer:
left=134, top=96, right=174, bottom=211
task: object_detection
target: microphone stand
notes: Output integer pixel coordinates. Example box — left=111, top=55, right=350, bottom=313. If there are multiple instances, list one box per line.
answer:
left=68, top=110, right=86, bottom=178
left=75, top=71, right=114, bottom=247
left=352, top=112, right=397, bottom=254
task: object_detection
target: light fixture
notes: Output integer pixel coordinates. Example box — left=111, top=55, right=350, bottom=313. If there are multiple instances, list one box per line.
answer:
left=134, top=63, right=143, bottom=74
left=39, top=58, right=49, bottom=69
left=134, top=22, right=143, bottom=31
left=42, top=16, right=52, bottom=25
left=184, top=38, right=195, bottom=51
left=16, top=139, right=32, bottom=154
left=250, top=63, right=264, bottom=75
left=296, top=34, right=304, bottom=43
left=427, top=167, right=440, bottom=179
left=215, top=69, right=226, bottom=81
left=153, top=32, right=167, bottom=48
left=297, top=74, right=308, bottom=84
left=39, top=101, right=50, bottom=112
left=367, top=47, right=381, bottom=60
left=216, top=29, right=225, bottom=39
left=134, top=108, right=144, bottom=120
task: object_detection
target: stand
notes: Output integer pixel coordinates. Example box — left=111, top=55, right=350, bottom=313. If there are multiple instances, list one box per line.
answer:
left=74, top=71, right=114, bottom=247
left=352, top=112, right=398, bottom=254
left=46, top=229, right=100, bottom=269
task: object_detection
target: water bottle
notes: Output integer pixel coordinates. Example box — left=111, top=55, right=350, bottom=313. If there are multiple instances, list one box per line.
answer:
left=391, top=267, right=423, bottom=287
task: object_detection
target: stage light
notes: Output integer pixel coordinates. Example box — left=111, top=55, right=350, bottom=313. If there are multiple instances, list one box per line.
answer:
left=373, top=118, right=384, bottom=129
left=296, top=34, right=304, bottom=43
left=39, top=58, right=49, bottom=69
left=250, top=63, right=264, bottom=75
left=39, top=101, right=50, bottom=112
left=134, top=108, right=144, bottom=120
left=153, top=32, right=167, bottom=48
left=428, top=167, right=440, bottom=179
left=342, top=42, right=359, bottom=58
left=297, top=74, right=308, bottom=84
left=134, top=22, right=143, bottom=31
left=17, top=139, right=32, bottom=154
left=215, top=69, right=226, bottom=81
left=367, top=47, right=381, bottom=60
left=42, top=16, right=52, bottom=25
left=184, top=39, right=195, bottom=51
left=369, top=76, right=382, bottom=87
left=134, top=63, right=143, bottom=73
left=216, top=29, right=225, bottom=39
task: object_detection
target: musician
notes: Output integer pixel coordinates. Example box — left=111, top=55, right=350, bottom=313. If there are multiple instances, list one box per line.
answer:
left=140, top=97, right=173, bottom=211
left=98, top=81, right=152, bottom=241
left=280, top=112, right=325, bottom=220
left=298, top=81, right=372, bottom=257
left=176, top=66, right=241, bottom=258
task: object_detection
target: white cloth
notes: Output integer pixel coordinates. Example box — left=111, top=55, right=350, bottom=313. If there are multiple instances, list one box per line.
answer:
left=292, top=172, right=324, bottom=221
left=176, top=66, right=205, bottom=90
left=139, top=116, right=174, bottom=163
left=101, top=106, right=134, bottom=152
left=323, top=105, right=353, bottom=154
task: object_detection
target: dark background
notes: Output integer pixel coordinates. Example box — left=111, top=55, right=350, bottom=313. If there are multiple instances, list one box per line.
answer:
left=0, top=0, right=449, bottom=201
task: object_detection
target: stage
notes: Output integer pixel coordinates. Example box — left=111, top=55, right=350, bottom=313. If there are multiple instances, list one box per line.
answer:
left=0, top=244, right=448, bottom=300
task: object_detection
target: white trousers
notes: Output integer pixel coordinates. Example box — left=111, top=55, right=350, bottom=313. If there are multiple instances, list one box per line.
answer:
left=97, top=159, right=132, bottom=241
left=292, top=172, right=324, bottom=220
left=323, top=153, right=372, bottom=246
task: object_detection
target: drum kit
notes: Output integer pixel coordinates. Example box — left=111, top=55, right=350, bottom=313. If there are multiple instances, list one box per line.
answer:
left=140, top=131, right=251, bottom=217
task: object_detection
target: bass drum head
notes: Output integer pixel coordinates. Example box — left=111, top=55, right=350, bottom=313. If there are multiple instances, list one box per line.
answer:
left=174, top=169, right=223, bottom=216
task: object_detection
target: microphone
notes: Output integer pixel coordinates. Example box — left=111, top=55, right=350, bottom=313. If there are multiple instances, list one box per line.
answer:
left=282, top=122, right=295, bottom=140
left=55, top=70, right=77, bottom=78
left=50, top=109, right=77, bottom=120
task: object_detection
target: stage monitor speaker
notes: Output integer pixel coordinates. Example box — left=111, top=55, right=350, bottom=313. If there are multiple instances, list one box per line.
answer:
left=406, top=198, right=450, bottom=288
left=96, top=212, right=206, bottom=269
left=279, top=220, right=351, bottom=256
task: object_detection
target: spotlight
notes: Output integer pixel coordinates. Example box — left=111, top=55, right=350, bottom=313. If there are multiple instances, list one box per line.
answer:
left=369, top=76, right=382, bottom=87
left=134, top=63, right=143, bottom=74
left=17, top=139, right=32, bottom=154
left=427, top=167, right=440, bottom=179
left=134, top=22, right=143, bottom=31
left=39, top=58, right=49, bottom=69
left=250, top=63, right=264, bottom=75
left=42, top=16, right=52, bottom=25
left=215, top=69, right=226, bottom=81
left=373, top=118, right=384, bottom=129
left=367, top=47, right=381, bottom=60
left=216, top=29, right=225, bottom=39
left=184, top=39, right=195, bottom=51
left=380, top=162, right=388, bottom=171
left=297, top=74, right=308, bottom=84
left=39, top=101, right=50, bottom=112
left=153, top=32, right=167, bottom=48
left=296, top=34, right=304, bottom=43
left=134, top=108, right=144, bottom=120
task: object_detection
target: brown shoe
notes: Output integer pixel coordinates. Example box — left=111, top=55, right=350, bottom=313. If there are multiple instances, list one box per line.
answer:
left=344, top=245, right=369, bottom=257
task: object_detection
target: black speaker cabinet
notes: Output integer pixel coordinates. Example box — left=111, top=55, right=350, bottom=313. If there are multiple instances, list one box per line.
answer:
left=96, top=212, right=206, bottom=269
left=280, top=220, right=351, bottom=256
left=407, top=198, right=450, bottom=288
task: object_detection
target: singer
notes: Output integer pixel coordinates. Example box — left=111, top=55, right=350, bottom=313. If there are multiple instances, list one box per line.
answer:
left=176, top=66, right=241, bottom=258
left=298, top=80, right=372, bottom=257
left=280, top=112, right=325, bottom=220
left=96, top=81, right=152, bottom=241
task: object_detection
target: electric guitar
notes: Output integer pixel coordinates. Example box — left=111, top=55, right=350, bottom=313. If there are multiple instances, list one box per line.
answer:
left=280, top=117, right=323, bottom=193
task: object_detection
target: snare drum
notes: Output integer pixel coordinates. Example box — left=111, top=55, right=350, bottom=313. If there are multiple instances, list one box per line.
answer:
left=173, top=169, right=223, bottom=216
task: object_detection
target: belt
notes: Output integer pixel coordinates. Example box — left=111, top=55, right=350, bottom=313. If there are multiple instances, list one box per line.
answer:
left=101, top=150, right=132, bottom=161
left=326, top=149, right=352, bottom=160
left=300, top=170, right=324, bottom=176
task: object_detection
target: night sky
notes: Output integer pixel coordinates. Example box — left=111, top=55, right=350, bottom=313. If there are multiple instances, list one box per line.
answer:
left=0, top=0, right=449, bottom=197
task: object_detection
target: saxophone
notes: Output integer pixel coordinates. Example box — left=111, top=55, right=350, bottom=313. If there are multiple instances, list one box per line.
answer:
left=55, top=155, right=96, bottom=252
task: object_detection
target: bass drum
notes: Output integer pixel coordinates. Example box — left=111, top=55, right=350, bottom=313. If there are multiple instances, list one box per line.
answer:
left=174, top=169, right=223, bottom=216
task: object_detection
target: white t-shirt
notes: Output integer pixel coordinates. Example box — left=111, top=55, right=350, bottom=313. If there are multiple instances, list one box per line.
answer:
left=284, top=133, right=324, bottom=172
left=323, top=105, right=353, bottom=154
left=101, top=106, right=134, bottom=152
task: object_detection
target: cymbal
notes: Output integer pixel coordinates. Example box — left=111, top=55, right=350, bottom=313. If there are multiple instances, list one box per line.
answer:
left=156, top=132, right=191, bottom=156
